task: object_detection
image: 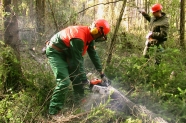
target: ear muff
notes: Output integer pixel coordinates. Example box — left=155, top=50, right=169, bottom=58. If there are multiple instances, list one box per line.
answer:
left=91, top=28, right=98, bottom=34
left=90, top=23, right=99, bottom=35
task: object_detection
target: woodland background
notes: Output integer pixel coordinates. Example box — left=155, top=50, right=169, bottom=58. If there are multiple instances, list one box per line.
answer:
left=0, top=0, right=186, bottom=123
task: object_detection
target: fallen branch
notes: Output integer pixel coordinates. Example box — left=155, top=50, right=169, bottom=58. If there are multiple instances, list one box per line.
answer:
left=51, top=111, right=91, bottom=123
left=90, top=85, right=169, bottom=123
left=111, top=87, right=168, bottom=123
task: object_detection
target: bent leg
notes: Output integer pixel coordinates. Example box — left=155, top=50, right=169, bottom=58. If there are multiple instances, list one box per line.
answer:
left=69, top=67, right=84, bottom=96
left=46, top=47, right=71, bottom=115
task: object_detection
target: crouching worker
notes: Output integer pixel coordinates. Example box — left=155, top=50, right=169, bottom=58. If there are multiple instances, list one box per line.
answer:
left=46, top=19, right=110, bottom=119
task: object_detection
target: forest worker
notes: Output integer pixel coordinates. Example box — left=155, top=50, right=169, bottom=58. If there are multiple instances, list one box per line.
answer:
left=46, top=19, right=110, bottom=118
left=138, top=3, right=169, bottom=65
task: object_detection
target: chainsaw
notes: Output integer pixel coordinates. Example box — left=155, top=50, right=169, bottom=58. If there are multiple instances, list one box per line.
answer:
left=89, top=78, right=111, bottom=88
left=88, top=77, right=112, bottom=95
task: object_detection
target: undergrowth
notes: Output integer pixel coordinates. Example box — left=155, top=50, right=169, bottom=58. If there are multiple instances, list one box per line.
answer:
left=0, top=46, right=55, bottom=122
left=1, top=35, right=186, bottom=123
left=105, top=47, right=186, bottom=123
left=0, top=44, right=145, bottom=123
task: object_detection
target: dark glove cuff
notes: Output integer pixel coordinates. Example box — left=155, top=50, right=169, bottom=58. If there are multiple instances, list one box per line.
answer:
left=100, top=74, right=105, bottom=78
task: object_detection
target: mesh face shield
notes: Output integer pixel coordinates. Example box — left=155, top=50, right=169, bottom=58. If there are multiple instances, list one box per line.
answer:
left=95, top=27, right=107, bottom=42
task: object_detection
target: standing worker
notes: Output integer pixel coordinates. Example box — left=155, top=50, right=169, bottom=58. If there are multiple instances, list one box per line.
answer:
left=138, top=3, right=169, bottom=65
left=46, top=19, right=110, bottom=119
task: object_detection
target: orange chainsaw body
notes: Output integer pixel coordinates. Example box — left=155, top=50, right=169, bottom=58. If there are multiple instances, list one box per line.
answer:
left=90, top=79, right=102, bottom=85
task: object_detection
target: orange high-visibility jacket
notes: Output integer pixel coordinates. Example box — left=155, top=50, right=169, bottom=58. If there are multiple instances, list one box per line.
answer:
left=59, top=26, right=94, bottom=55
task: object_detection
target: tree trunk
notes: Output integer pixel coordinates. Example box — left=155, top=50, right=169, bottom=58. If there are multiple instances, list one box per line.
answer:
left=144, top=0, right=148, bottom=29
left=12, top=0, right=19, bottom=13
left=3, top=0, right=22, bottom=93
left=36, top=0, right=45, bottom=42
left=106, top=0, right=127, bottom=64
left=90, top=85, right=169, bottom=123
left=4, top=0, right=19, bottom=56
left=47, top=0, right=58, bottom=32
left=179, top=0, right=185, bottom=49
left=111, top=87, right=169, bottom=123
left=28, top=1, right=34, bottom=19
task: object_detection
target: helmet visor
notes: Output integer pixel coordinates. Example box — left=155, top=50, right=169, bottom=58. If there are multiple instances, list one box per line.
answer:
left=95, top=35, right=107, bottom=42
left=99, top=27, right=107, bottom=40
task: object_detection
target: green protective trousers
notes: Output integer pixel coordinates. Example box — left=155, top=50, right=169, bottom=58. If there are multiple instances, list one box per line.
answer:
left=46, top=42, right=85, bottom=115
left=46, top=46, right=71, bottom=115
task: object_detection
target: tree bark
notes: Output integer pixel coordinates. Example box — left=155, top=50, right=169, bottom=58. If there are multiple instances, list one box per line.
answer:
left=3, top=0, right=22, bottom=93
left=180, top=0, right=185, bottom=49
left=36, top=0, right=45, bottom=42
left=111, top=87, right=169, bottom=123
left=90, top=85, right=169, bottom=123
left=144, top=0, right=148, bottom=29
left=106, top=0, right=127, bottom=64
left=47, top=0, right=58, bottom=32
left=4, top=0, right=19, bottom=57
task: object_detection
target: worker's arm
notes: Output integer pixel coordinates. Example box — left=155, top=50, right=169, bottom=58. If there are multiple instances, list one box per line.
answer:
left=142, top=12, right=151, bottom=22
left=70, top=38, right=87, bottom=81
left=151, top=23, right=169, bottom=42
left=87, top=41, right=103, bottom=74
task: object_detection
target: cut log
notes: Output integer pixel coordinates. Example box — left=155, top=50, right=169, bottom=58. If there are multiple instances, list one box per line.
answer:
left=111, top=87, right=168, bottom=123
left=84, top=85, right=169, bottom=123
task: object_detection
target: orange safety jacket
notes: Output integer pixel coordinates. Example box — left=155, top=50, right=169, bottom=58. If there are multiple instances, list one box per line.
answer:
left=59, top=26, right=94, bottom=55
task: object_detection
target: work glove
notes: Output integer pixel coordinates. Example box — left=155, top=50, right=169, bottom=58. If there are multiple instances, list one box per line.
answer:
left=82, top=79, right=90, bottom=89
left=145, top=39, right=157, bottom=47
left=100, top=74, right=108, bottom=82
left=100, top=74, right=111, bottom=86
left=149, top=39, right=158, bottom=46
left=138, top=8, right=145, bottom=14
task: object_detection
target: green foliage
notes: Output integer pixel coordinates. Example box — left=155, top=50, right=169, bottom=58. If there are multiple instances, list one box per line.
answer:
left=105, top=47, right=186, bottom=122
left=83, top=97, right=116, bottom=123
left=0, top=0, right=185, bottom=122
left=0, top=45, right=55, bottom=122
left=0, top=72, right=54, bottom=122
left=124, top=118, right=142, bottom=123
left=20, top=55, right=55, bottom=113
left=0, top=93, right=35, bottom=122
left=87, top=105, right=115, bottom=123
left=0, top=41, right=22, bottom=93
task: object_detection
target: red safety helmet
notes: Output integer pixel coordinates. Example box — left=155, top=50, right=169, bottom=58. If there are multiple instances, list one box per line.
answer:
left=94, top=19, right=110, bottom=35
left=151, top=3, right=162, bottom=13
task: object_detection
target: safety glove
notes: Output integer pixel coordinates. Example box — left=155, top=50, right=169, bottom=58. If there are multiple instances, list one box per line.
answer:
left=100, top=74, right=108, bottom=81
left=149, top=39, right=158, bottom=46
left=100, top=74, right=111, bottom=86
